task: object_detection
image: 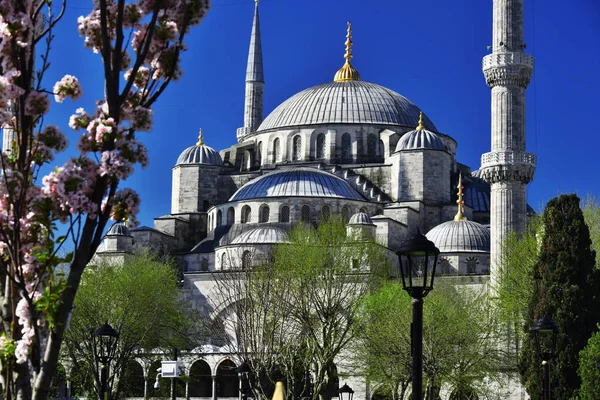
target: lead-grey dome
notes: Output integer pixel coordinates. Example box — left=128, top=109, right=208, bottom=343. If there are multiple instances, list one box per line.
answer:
left=426, top=220, right=490, bottom=253
left=257, top=80, right=437, bottom=132
left=176, top=144, right=222, bottom=165
left=231, top=226, right=290, bottom=245
left=106, top=223, right=131, bottom=236
left=229, top=167, right=365, bottom=201
left=395, top=128, right=445, bottom=152
left=349, top=212, right=374, bottom=225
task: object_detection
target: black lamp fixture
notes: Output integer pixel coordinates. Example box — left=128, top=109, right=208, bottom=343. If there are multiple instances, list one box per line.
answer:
left=338, top=383, right=354, bottom=400
left=93, top=322, right=119, bottom=400
left=396, top=230, right=440, bottom=400
left=235, top=361, right=251, bottom=400
left=531, top=313, right=559, bottom=400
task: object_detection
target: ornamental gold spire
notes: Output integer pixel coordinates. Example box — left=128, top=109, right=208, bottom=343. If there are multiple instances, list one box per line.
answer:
left=333, top=21, right=361, bottom=82
left=196, top=128, right=205, bottom=146
left=416, top=111, right=425, bottom=130
left=454, top=173, right=467, bottom=221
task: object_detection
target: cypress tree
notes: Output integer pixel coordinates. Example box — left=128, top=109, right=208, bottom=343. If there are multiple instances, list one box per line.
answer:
left=519, top=194, right=600, bottom=398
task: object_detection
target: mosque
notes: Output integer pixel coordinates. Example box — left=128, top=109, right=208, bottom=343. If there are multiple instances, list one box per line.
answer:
left=94, top=0, right=535, bottom=398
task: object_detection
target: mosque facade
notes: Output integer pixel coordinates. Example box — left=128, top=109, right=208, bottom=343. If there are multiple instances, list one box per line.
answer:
left=93, top=0, right=534, bottom=398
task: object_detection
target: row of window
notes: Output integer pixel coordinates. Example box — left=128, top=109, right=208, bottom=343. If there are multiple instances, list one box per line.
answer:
left=255, top=132, right=381, bottom=164
left=210, top=204, right=368, bottom=229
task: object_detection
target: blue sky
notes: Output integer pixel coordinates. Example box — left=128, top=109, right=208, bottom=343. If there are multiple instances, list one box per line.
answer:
left=42, top=0, right=599, bottom=227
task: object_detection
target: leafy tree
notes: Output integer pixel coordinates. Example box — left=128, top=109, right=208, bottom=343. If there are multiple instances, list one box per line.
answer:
left=212, top=218, right=390, bottom=400
left=0, top=1, right=208, bottom=398
left=519, top=194, right=600, bottom=399
left=63, top=252, right=204, bottom=400
left=577, top=324, right=600, bottom=400
left=355, top=280, right=503, bottom=400
left=582, top=194, right=600, bottom=268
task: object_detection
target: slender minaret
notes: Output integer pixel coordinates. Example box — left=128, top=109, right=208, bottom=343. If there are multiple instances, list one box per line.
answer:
left=2, top=101, right=16, bottom=156
left=236, top=0, right=264, bottom=143
left=480, top=0, right=536, bottom=287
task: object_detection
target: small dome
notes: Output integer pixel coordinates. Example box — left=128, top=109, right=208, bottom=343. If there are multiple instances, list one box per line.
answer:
left=395, top=128, right=444, bottom=152
left=426, top=220, right=490, bottom=253
left=231, top=226, right=290, bottom=245
left=106, top=223, right=131, bottom=236
left=176, top=144, right=222, bottom=165
left=348, top=212, right=374, bottom=225
left=229, top=167, right=365, bottom=201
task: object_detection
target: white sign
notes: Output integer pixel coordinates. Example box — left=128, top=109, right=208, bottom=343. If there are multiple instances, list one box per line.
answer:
left=161, top=361, right=180, bottom=378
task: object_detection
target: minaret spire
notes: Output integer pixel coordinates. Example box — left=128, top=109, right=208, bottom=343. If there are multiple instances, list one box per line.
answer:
left=236, top=0, right=264, bottom=142
left=333, top=21, right=361, bottom=82
left=454, top=174, right=466, bottom=221
left=480, top=0, right=536, bottom=287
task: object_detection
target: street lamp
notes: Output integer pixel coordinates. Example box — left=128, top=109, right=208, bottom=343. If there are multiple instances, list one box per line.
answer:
left=235, top=361, right=251, bottom=400
left=338, top=383, right=354, bottom=400
left=531, top=313, right=559, bottom=400
left=396, top=230, right=440, bottom=400
left=93, top=322, right=120, bottom=400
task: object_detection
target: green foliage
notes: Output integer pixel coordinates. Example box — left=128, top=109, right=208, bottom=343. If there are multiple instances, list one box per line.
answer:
left=519, top=194, right=600, bottom=399
left=355, top=280, right=502, bottom=399
left=581, top=193, right=600, bottom=268
left=64, top=252, right=205, bottom=399
left=577, top=324, right=600, bottom=399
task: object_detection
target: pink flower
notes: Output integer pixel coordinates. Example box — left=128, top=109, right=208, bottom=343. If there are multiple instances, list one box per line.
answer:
left=53, top=75, right=83, bottom=103
left=24, top=92, right=50, bottom=116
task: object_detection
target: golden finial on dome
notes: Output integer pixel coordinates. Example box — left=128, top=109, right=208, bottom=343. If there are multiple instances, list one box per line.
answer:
left=196, top=128, right=205, bottom=146
left=416, top=111, right=425, bottom=130
left=333, top=21, right=361, bottom=82
left=454, top=173, right=467, bottom=221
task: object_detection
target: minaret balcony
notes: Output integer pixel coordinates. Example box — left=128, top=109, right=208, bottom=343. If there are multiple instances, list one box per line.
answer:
left=482, top=52, right=534, bottom=88
left=480, top=151, right=536, bottom=184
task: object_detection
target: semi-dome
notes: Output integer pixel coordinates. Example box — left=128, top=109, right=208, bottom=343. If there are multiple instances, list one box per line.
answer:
left=231, top=226, right=290, bottom=245
left=426, top=220, right=490, bottom=253
left=106, top=223, right=131, bottom=236
left=176, top=129, right=222, bottom=165
left=348, top=212, right=374, bottom=225
left=395, top=113, right=445, bottom=152
left=229, top=167, right=365, bottom=202
left=256, top=80, right=437, bottom=132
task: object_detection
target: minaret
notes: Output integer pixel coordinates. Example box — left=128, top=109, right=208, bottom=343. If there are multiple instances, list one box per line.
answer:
left=2, top=101, right=16, bottom=155
left=236, top=0, right=264, bottom=142
left=480, top=0, right=536, bottom=287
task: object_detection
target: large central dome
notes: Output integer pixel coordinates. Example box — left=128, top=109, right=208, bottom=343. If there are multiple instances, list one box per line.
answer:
left=257, top=80, right=437, bottom=132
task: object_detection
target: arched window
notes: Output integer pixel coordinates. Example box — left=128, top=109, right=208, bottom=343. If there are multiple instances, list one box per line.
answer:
left=316, top=133, right=326, bottom=159
left=208, top=215, right=211, bottom=230
left=188, top=360, right=212, bottom=398
left=301, top=205, right=310, bottom=222
left=379, top=139, right=385, bottom=157
left=120, top=360, right=145, bottom=398
left=259, top=205, right=270, bottom=223
left=359, top=207, right=367, bottom=214
left=280, top=205, right=290, bottom=223
left=465, top=257, right=479, bottom=274
left=367, top=133, right=377, bottom=158
left=341, top=206, right=351, bottom=222
left=341, top=133, right=352, bottom=162
left=216, top=360, right=239, bottom=397
left=216, top=210, right=222, bottom=227
left=227, top=207, right=235, bottom=225
left=321, top=205, right=331, bottom=221
left=241, top=205, right=251, bottom=224
left=293, top=135, right=302, bottom=161
left=221, top=253, right=229, bottom=270
left=242, top=251, right=252, bottom=270
left=257, top=141, right=263, bottom=165
left=200, top=258, right=209, bottom=272
left=273, top=138, right=280, bottom=163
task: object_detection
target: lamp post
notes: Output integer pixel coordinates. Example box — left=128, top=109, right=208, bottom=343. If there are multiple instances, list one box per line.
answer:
left=531, top=313, right=559, bottom=400
left=93, top=322, right=120, bottom=400
left=338, top=383, right=354, bottom=400
left=396, top=230, right=440, bottom=400
left=235, top=361, right=251, bottom=400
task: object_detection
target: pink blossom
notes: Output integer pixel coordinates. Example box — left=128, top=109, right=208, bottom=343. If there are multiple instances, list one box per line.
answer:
left=24, top=92, right=50, bottom=116
left=39, top=125, right=68, bottom=153
left=69, top=108, right=91, bottom=131
left=53, top=75, right=83, bottom=103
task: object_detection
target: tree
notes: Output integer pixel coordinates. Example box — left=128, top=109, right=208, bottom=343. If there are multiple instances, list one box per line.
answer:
left=577, top=324, right=600, bottom=400
left=582, top=194, right=600, bottom=268
left=354, top=280, right=503, bottom=400
left=519, top=194, right=600, bottom=399
left=0, top=1, right=208, bottom=398
left=211, top=218, right=390, bottom=400
left=63, top=252, right=203, bottom=400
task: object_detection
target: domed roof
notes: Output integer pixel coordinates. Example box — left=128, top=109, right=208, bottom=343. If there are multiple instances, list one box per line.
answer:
left=426, top=220, right=490, bottom=253
left=349, top=212, right=374, bottom=225
left=256, top=80, right=437, bottom=132
left=106, top=223, right=131, bottom=236
left=229, top=167, right=365, bottom=202
left=176, top=129, right=222, bottom=165
left=231, top=226, right=290, bottom=245
left=395, top=113, right=444, bottom=152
